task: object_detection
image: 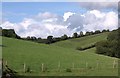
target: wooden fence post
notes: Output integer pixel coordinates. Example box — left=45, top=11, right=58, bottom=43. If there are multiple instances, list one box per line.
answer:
left=23, top=63, right=26, bottom=73
left=5, top=60, right=7, bottom=66
left=113, top=60, right=116, bottom=69
left=86, top=62, right=88, bottom=69
left=97, top=62, right=99, bottom=69
left=41, top=63, right=44, bottom=72
left=58, top=61, right=60, bottom=72
left=72, top=63, right=74, bottom=70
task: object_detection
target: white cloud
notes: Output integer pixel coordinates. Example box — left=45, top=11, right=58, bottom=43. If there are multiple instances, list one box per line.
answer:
left=1, top=12, right=74, bottom=38
left=103, top=12, right=118, bottom=30
left=66, top=10, right=118, bottom=32
left=63, top=12, right=75, bottom=21
left=1, top=10, right=118, bottom=38
left=89, top=10, right=105, bottom=18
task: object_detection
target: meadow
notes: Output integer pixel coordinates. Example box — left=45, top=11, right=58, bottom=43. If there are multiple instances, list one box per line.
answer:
left=2, top=32, right=118, bottom=76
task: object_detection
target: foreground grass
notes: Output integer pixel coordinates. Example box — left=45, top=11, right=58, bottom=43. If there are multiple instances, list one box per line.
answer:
left=2, top=33, right=118, bottom=76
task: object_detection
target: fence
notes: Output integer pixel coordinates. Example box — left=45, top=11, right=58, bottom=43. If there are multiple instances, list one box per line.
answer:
left=2, top=60, right=118, bottom=74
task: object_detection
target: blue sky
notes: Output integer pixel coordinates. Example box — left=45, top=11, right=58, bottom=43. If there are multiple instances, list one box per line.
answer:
left=2, top=2, right=117, bottom=23
left=3, top=2, right=87, bottom=23
left=1, top=2, right=118, bottom=38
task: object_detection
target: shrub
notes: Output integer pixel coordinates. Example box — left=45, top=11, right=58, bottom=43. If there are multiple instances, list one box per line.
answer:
left=95, top=28, right=120, bottom=58
left=66, top=68, right=72, bottom=72
left=76, top=44, right=95, bottom=51
left=26, top=66, right=31, bottom=73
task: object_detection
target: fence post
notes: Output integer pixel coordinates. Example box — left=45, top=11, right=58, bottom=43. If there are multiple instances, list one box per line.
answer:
left=97, top=62, right=99, bottom=69
left=5, top=60, right=7, bottom=66
left=72, top=63, right=74, bottom=70
left=113, top=60, right=116, bottom=69
left=23, top=63, right=26, bottom=73
left=41, top=63, right=44, bottom=72
left=58, top=61, right=60, bottom=72
left=86, top=62, right=88, bottom=69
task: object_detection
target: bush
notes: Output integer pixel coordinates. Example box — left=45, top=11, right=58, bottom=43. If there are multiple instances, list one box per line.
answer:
left=95, top=28, right=120, bottom=58
left=66, top=68, right=72, bottom=72
left=76, top=44, right=95, bottom=51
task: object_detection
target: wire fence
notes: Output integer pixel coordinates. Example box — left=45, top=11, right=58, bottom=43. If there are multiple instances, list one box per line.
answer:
left=2, top=60, right=118, bottom=74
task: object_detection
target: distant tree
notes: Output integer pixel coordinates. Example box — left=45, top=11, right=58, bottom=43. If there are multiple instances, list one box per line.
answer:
left=61, top=34, right=68, bottom=40
left=102, top=29, right=110, bottom=33
left=79, top=31, right=84, bottom=37
left=2, top=29, right=20, bottom=39
left=85, top=31, right=94, bottom=36
left=73, top=32, right=78, bottom=38
left=27, top=36, right=31, bottom=40
left=107, top=30, right=119, bottom=41
left=31, top=36, right=37, bottom=40
left=2, top=29, right=16, bottom=37
left=85, top=32, right=90, bottom=36
left=47, top=36, right=53, bottom=44
left=36, top=37, right=42, bottom=43
left=90, top=31, right=94, bottom=35
left=106, top=29, right=110, bottom=32
left=38, top=37, right=41, bottom=40
left=94, top=30, right=101, bottom=34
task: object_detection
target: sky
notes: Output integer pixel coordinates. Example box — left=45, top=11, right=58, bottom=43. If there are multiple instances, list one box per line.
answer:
left=2, top=2, right=87, bottom=23
left=2, top=0, right=119, bottom=2
left=1, top=2, right=119, bottom=38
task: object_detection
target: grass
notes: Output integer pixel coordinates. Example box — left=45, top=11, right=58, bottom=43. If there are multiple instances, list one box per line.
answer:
left=52, top=32, right=109, bottom=49
left=0, top=36, right=2, bottom=59
left=2, top=33, right=119, bottom=76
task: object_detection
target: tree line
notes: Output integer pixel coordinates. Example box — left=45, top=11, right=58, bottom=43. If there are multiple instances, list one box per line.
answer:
left=0, top=27, right=110, bottom=44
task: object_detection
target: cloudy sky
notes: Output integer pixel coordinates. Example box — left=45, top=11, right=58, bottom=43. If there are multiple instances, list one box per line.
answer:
left=1, top=2, right=118, bottom=38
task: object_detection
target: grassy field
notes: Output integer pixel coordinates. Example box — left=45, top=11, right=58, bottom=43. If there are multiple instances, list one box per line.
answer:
left=52, top=32, right=109, bottom=49
left=2, top=33, right=119, bottom=76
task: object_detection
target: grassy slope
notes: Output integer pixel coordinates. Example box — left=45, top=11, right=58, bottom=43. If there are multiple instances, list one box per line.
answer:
left=52, top=32, right=109, bottom=49
left=2, top=33, right=118, bottom=76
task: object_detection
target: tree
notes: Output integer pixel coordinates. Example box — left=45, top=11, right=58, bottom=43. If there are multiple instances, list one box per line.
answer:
left=85, top=32, right=90, bottom=36
left=47, top=36, right=53, bottom=44
left=38, top=37, right=41, bottom=40
left=80, top=31, right=84, bottom=37
left=31, top=36, right=37, bottom=41
left=107, top=30, right=119, bottom=41
left=27, top=36, right=31, bottom=40
left=61, top=34, right=68, bottom=40
left=96, top=40, right=109, bottom=54
left=102, top=29, right=110, bottom=33
left=73, top=32, right=78, bottom=38
left=94, top=30, right=101, bottom=34
left=96, top=28, right=120, bottom=58
left=0, top=27, right=2, bottom=36
left=2, top=29, right=20, bottom=39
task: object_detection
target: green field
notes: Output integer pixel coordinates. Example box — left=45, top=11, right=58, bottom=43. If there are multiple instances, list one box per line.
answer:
left=2, top=32, right=118, bottom=76
left=52, top=32, right=109, bottom=49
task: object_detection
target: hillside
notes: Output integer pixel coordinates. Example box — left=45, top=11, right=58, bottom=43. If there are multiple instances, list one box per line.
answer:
left=52, top=32, right=109, bottom=49
left=2, top=32, right=118, bottom=76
